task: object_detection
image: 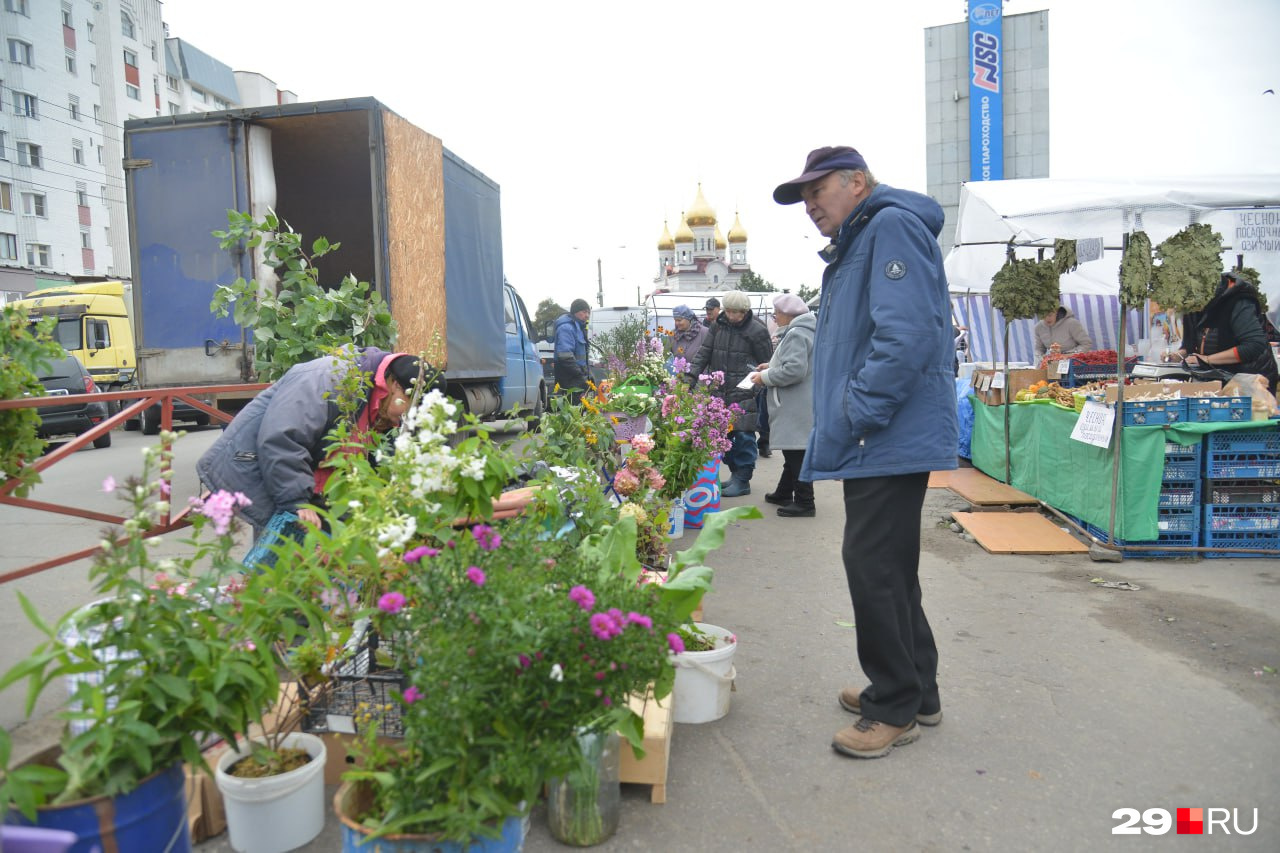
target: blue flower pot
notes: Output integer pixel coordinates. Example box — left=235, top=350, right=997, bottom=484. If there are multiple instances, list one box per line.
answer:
left=335, top=782, right=527, bottom=852
left=5, top=758, right=189, bottom=853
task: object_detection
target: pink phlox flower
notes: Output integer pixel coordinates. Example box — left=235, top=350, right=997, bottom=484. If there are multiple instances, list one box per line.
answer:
left=630, top=433, right=655, bottom=455
left=671, top=357, right=689, bottom=374
left=101, top=476, right=116, bottom=493
left=471, top=524, right=502, bottom=551
left=569, top=585, right=595, bottom=611
left=666, top=632, right=685, bottom=654
left=377, top=591, right=406, bottom=614
left=319, top=588, right=341, bottom=608
left=159, top=479, right=171, bottom=498
left=465, top=566, right=487, bottom=586
left=402, top=686, right=422, bottom=704
left=403, top=545, right=439, bottom=563
left=661, top=394, right=678, bottom=416
left=190, top=490, right=251, bottom=536
left=626, top=612, right=653, bottom=630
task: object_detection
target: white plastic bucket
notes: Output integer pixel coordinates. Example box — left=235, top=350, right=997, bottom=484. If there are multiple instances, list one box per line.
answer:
left=672, top=623, right=737, bottom=724
left=215, top=731, right=327, bottom=853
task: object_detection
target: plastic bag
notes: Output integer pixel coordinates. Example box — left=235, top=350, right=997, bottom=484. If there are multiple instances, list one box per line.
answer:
left=1222, top=374, right=1279, bottom=419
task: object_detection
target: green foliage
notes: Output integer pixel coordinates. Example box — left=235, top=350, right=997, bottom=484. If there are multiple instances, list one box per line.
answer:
left=534, top=392, right=619, bottom=478
left=0, top=309, right=61, bottom=498
left=1150, top=223, right=1225, bottom=314
left=210, top=210, right=397, bottom=381
left=989, top=255, right=1061, bottom=321
left=533, top=299, right=567, bottom=340
left=1235, top=266, right=1267, bottom=313
left=737, top=270, right=776, bottom=292
left=1052, top=239, right=1078, bottom=274
left=0, top=439, right=294, bottom=814
left=1118, top=231, right=1153, bottom=308
left=591, top=313, right=657, bottom=381
left=796, top=285, right=819, bottom=303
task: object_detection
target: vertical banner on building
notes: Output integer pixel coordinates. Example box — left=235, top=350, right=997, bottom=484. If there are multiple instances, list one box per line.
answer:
left=968, top=2, right=1003, bottom=181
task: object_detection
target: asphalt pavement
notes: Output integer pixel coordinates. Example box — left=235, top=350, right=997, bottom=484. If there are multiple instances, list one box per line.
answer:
left=3, top=430, right=1278, bottom=851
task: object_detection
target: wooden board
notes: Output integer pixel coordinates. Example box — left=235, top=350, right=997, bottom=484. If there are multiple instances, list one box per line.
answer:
left=952, top=511, right=1089, bottom=554
left=945, top=467, right=1039, bottom=505
left=618, top=687, right=673, bottom=804
left=928, top=471, right=953, bottom=488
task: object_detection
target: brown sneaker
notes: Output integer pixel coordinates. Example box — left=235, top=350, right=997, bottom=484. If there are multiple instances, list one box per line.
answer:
left=832, top=717, right=920, bottom=759
left=838, top=686, right=943, bottom=726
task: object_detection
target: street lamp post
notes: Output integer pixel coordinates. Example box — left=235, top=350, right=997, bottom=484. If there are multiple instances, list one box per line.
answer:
left=573, top=245, right=627, bottom=307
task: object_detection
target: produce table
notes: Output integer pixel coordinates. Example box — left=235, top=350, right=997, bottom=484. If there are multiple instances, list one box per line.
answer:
left=969, top=399, right=1276, bottom=541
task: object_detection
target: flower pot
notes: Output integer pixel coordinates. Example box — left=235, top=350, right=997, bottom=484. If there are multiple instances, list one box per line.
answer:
left=546, top=729, right=621, bottom=846
left=672, top=622, right=738, bottom=724
left=334, top=782, right=528, bottom=853
left=214, top=731, right=327, bottom=853
left=6, top=754, right=190, bottom=853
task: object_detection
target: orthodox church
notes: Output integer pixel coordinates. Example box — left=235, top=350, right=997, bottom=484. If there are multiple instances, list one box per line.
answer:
left=653, top=185, right=750, bottom=292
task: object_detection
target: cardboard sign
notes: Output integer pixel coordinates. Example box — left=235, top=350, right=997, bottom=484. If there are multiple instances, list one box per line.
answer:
left=1071, top=400, right=1114, bottom=448
left=990, top=372, right=1006, bottom=389
left=1057, top=358, right=1070, bottom=375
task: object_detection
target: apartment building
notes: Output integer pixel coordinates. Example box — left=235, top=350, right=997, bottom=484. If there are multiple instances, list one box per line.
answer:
left=0, top=0, right=292, bottom=303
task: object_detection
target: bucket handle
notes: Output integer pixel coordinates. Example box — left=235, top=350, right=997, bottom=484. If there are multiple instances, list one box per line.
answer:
left=681, top=658, right=736, bottom=687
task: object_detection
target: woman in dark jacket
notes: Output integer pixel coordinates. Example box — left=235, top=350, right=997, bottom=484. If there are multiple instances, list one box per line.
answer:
left=686, top=290, right=774, bottom=496
left=1172, top=272, right=1279, bottom=393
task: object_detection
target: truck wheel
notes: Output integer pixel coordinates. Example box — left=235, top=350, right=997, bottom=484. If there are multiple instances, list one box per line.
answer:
left=141, top=405, right=161, bottom=436
left=534, top=382, right=547, bottom=419
left=193, top=413, right=211, bottom=427
left=92, top=431, right=113, bottom=449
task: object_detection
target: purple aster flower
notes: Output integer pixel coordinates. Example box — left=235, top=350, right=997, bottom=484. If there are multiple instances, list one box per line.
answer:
left=377, top=591, right=406, bottom=614
left=569, top=585, right=595, bottom=611
left=471, top=524, right=502, bottom=551
left=667, top=632, right=685, bottom=654
left=403, top=545, right=439, bottom=563
left=626, top=612, right=653, bottom=630
left=466, top=566, right=486, bottom=586
left=590, top=612, right=618, bottom=641
left=402, top=686, right=422, bottom=704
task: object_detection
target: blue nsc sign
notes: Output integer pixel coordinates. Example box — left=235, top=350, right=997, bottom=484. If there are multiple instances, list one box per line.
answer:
left=968, top=2, right=1003, bottom=181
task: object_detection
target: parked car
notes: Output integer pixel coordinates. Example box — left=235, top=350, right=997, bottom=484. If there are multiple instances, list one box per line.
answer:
left=33, top=353, right=112, bottom=449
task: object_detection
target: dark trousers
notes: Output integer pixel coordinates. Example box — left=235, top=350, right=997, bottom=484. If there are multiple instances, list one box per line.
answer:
left=723, top=430, right=758, bottom=479
left=841, top=472, right=938, bottom=727
left=774, top=449, right=814, bottom=507
left=756, top=389, right=770, bottom=443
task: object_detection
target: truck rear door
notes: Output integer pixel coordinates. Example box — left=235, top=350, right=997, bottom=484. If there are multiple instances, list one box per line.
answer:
left=125, top=120, right=252, bottom=386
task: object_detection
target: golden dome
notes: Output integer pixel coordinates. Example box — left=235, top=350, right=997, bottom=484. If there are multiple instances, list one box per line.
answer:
left=714, top=224, right=727, bottom=249
left=685, top=184, right=717, bottom=227
left=657, top=221, right=675, bottom=251
left=673, top=212, right=695, bottom=244
left=727, top=212, right=748, bottom=243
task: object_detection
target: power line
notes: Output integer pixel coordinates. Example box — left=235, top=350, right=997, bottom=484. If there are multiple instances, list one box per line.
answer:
left=0, top=148, right=127, bottom=189
left=3, top=84, right=132, bottom=133
left=1, top=174, right=125, bottom=206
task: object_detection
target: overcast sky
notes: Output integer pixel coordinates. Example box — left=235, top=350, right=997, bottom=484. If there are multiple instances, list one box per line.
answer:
left=159, top=0, right=1280, bottom=312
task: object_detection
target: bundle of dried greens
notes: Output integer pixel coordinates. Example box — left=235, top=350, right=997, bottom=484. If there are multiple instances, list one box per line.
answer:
left=1052, top=239, right=1078, bottom=274
left=1150, top=223, right=1224, bottom=313
left=1234, top=266, right=1267, bottom=313
left=1117, top=230, right=1152, bottom=308
left=990, top=256, right=1061, bottom=321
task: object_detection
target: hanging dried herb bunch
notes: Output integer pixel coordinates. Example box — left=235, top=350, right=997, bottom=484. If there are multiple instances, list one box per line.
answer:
left=1052, top=239, right=1078, bottom=274
left=1150, top=223, right=1224, bottom=313
left=1117, top=230, right=1153, bottom=308
left=990, top=255, right=1061, bottom=321
left=1235, top=266, right=1267, bottom=313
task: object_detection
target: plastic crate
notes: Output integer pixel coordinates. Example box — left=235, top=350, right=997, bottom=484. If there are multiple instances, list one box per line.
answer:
left=1060, top=357, right=1137, bottom=389
left=1121, top=398, right=1186, bottom=426
left=1202, top=529, right=1280, bottom=559
left=1203, top=452, right=1280, bottom=479
left=1161, top=441, right=1201, bottom=481
left=1205, top=428, right=1280, bottom=454
left=1157, top=480, right=1200, bottom=508
left=1154, top=507, right=1198, bottom=533
left=1202, top=504, right=1280, bottom=532
left=1204, top=479, right=1280, bottom=505
left=1085, top=523, right=1198, bottom=558
left=301, top=627, right=405, bottom=738
left=1186, top=396, right=1251, bottom=423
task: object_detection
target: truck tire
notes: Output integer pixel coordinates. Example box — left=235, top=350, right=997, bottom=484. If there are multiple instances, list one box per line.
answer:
left=141, top=405, right=161, bottom=436
left=193, top=413, right=211, bottom=427
left=534, top=382, right=547, bottom=418
left=92, top=430, right=113, bottom=449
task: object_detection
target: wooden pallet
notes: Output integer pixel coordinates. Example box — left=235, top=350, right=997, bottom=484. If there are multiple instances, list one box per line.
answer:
left=618, top=687, right=673, bottom=803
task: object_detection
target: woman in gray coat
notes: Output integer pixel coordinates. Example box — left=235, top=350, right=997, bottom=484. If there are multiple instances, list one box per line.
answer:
left=752, top=293, right=817, bottom=516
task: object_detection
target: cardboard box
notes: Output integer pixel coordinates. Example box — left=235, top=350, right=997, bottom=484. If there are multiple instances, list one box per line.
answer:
left=970, top=368, right=1047, bottom=406
left=1101, top=380, right=1222, bottom=403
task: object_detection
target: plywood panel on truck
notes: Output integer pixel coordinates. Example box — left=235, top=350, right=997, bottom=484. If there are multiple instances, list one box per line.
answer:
left=380, top=108, right=447, bottom=366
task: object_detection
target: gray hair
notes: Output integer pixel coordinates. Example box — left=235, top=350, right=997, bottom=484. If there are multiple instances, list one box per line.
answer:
left=836, top=168, right=878, bottom=191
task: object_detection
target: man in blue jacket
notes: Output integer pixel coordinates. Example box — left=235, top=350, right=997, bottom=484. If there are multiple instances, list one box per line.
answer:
left=554, top=298, right=592, bottom=404
left=774, top=146, right=958, bottom=759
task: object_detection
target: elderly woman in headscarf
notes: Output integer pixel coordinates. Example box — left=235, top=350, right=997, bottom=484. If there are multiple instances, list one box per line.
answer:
left=669, top=304, right=709, bottom=368
left=751, top=293, right=818, bottom=516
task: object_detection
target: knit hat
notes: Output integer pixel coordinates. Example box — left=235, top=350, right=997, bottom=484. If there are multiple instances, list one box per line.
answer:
left=721, top=290, right=750, bottom=312
left=387, top=354, right=422, bottom=389
left=569, top=298, right=591, bottom=314
left=672, top=304, right=697, bottom=322
left=772, top=293, right=810, bottom=317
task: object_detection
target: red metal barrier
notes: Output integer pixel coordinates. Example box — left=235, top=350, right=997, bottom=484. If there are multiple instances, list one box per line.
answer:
left=0, top=383, right=267, bottom=583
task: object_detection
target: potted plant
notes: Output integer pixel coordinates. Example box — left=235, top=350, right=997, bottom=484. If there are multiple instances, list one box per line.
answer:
left=648, top=361, right=739, bottom=513
left=0, top=438, right=287, bottom=852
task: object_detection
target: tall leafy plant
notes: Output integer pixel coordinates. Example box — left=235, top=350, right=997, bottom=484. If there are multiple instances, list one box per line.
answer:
left=210, top=211, right=398, bottom=381
left=0, top=309, right=63, bottom=498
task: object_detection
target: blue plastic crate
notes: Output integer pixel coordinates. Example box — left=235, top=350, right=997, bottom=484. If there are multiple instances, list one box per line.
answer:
left=1084, top=522, right=1198, bottom=558
left=1206, top=428, right=1280, bottom=454
left=1157, top=480, right=1200, bottom=508
left=1186, top=396, right=1251, bottom=423
left=241, top=511, right=309, bottom=571
left=1060, top=357, right=1136, bottom=389
left=1203, top=529, right=1280, bottom=559
left=1204, top=452, right=1280, bottom=479
left=1161, top=456, right=1201, bottom=481
left=1202, top=504, right=1280, bottom=533
left=1121, top=398, right=1186, bottom=427
left=1155, top=507, right=1199, bottom=533
left=1204, top=479, right=1280, bottom=505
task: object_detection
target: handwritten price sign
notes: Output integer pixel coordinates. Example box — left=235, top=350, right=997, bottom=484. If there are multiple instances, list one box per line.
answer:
left=1070, top=400, right=1114, bottom=448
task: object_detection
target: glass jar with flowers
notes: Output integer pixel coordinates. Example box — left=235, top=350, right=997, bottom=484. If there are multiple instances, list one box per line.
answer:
left=0, top=437, right=308, bottom=850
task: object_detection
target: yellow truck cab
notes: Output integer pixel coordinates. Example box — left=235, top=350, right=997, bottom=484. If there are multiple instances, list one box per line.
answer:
left=11, top=281, right=136, bottom=391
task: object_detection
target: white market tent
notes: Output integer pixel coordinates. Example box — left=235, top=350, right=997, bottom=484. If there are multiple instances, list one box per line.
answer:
left=944, top=176, right=1280, bottom=362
